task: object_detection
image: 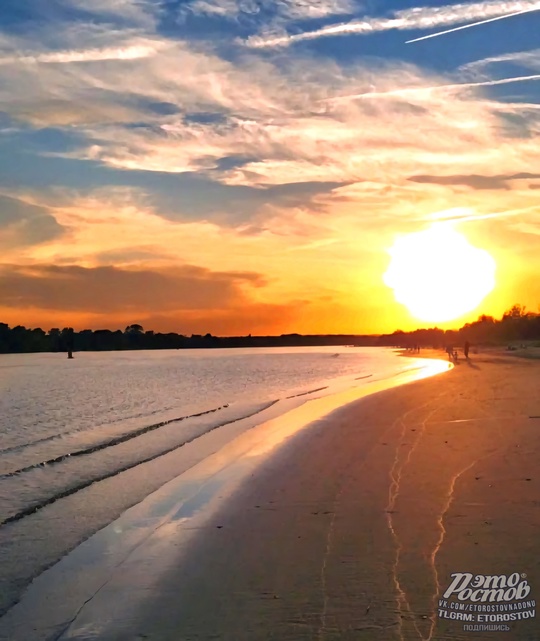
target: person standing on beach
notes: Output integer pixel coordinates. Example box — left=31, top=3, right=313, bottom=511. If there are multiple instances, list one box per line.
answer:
left=464, top=341, right=470, bottom=359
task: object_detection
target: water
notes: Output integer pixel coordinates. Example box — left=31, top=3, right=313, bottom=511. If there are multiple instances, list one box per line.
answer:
left=0, top=346, right=415, bottom=616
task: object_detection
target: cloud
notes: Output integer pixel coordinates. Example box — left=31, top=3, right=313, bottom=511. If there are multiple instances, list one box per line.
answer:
left=460, top=48, right=540, bottom=75
left=184, top=0, right=356, bottom=21
left=0, top=0, right=537, bottom=333
left=0, top=40, right=293, bottom=127
left=0, top=264, right=266, bottom=313
left=20, top=186, right=344, bottom=274
left=320, top=74, right=540, bottom=105
left=0, top=0, right=537, bottom=193
left=405, top=7, right=539, bottom=43
left=409, top=172, right=540, bottom=190
left=0, top=33, right=538, bottom=195
left=273, top=0, right=356, bottom=19
left=0, top=44, right=160, bottom=65
left=422, top=205, right=540, bottom=227
left=0, top=0, right=538, bottom=219
left=0, top=194, right=65, bottom=248
left=244, top=0, right=540, bottom=48
left=57, top=0, right=158, bottom=28
left=12, top=47, right=536, bottom=187
left=92, top=247, right=174, bottom=265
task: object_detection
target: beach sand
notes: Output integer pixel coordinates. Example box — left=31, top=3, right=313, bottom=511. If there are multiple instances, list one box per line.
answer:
left=21, top=352, right=540, bottom=640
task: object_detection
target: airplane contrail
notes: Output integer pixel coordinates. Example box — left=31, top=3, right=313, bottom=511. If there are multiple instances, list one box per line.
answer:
left=406, top=7, right=540, bottom=43
left=322, top=74, right=540, bottom=103
left=426, top=205, right=540, bottom=224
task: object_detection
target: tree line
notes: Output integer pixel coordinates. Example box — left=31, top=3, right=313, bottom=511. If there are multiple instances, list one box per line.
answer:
left=0, top=323, right=377, bottom=353
left=0, top=305, right=538, bottom=354
left=376, top=305, right=540, bottom=349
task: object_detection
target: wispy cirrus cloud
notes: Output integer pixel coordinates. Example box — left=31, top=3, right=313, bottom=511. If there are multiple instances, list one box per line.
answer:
left=244, top=0, right=540, bottom=48
left=0, top=43, right=161, bottom=65
left=3, top=38, right=537, bottom=188
left=183, top=0, right=357, bottom=21
left=1, top=0, right=538, bottom=199
left=57, top=0, right=158, bottom=27
left=323, top=73, right=540, bottom=104
left=405, top=6, right=539, bottom=43
left=460, top=48, right=540, bottom=75
left=424, top=204, right=540, bottom=223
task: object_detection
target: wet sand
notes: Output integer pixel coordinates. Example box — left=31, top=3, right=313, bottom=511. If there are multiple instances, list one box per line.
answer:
left=30, top=353, right=540, bottom=640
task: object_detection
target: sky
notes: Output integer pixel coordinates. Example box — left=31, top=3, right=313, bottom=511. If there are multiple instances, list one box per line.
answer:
left=0, top=0, right=539, bottom=335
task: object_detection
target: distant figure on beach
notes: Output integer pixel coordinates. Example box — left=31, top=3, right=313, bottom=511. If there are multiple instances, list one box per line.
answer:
left=464, top=341, right=470, bottom=359
left=453, top=350, right=458, bottom=364
left=445, top=345, right=453, bottom=362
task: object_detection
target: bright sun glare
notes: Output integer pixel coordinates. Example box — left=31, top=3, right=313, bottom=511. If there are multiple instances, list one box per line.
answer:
left=383, top=225, right=496, bottom=323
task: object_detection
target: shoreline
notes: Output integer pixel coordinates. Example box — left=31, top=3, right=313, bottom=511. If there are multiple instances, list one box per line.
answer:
left=4, top=353, right=539, bottom=639
left=400, top=343, right=540, bottom=364
left=0, top=356, right=450, bottom=640
left=0, top=346, right=403, bottom=617
left=109, top=352, right=538, bottom=640
left=48, top=352, right=539, bottom=640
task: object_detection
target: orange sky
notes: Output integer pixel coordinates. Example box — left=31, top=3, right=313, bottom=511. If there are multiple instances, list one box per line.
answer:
left=1, top=187, right=538, bottom=335
left=0, top=0, right=539, bottom=335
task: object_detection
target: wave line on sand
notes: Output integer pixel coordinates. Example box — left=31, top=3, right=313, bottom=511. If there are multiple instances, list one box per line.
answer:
left=426, top=424, right=505, bottom=641
left=425, top=459, right=480, bottom=641
left=385, top=397, right=446, bottom=641
left=0, top=432, right=68, bottom=457
left=386, top=394, right=503, bottom=641
left=0, top=404, right=232, bottom=479
left=287, top=387, right=328, bottom=399
left=317, top=396, right=438, bottom=640
left=0, top=403, right=217, bottom=457
left=0, top=401, right=278, bottom=528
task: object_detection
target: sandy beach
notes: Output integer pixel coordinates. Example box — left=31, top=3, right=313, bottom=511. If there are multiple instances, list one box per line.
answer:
left=5, top=351, right=540, bottom=641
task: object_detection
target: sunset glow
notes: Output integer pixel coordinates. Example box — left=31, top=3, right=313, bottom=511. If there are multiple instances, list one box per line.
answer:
left=0, top=0, right=538, bottom=334
left=383, top=226, right=497, bottom=323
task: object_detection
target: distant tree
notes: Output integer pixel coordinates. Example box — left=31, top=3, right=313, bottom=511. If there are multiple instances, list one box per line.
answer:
left=30, top=327, right=47, bottom=352
left=124, top=324, right=144, bottom=349
left=0, top=322, right=10, bottom=352
left=9, top=326, right=29, bottom=352
left=1, top=303, right=539, bottom=355
left=503, top=304, right=527, bottom=319
left=501, top=304, right=535, bottom=341
left=76, top=329, right=95, bottom=351
left=48, top=328, right=61, bottom=352
left=125, top=324, right=144, bottom=334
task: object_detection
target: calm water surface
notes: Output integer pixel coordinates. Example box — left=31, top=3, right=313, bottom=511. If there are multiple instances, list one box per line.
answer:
left=0, top=346, right=412, bottom=616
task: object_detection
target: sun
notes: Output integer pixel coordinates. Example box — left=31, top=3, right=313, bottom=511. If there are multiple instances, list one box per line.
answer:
left=383, top=224, right=496, bottom=323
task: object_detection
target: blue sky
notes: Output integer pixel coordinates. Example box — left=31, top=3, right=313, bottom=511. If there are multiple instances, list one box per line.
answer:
left=0, top=0, right=539, bottom=333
